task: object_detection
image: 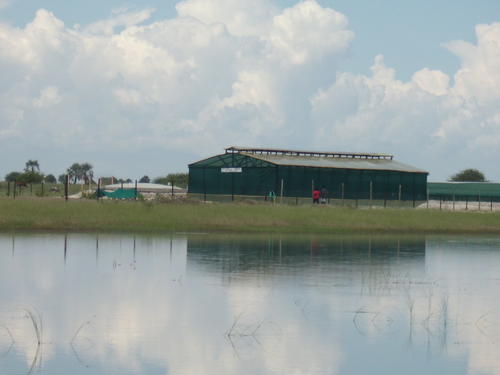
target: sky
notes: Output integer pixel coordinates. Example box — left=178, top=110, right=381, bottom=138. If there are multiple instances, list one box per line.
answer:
left=1, top=0, right=500, bottom=181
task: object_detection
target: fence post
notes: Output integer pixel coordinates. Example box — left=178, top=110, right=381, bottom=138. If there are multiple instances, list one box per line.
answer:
left=341, top=183, right=345, bottom=207
left=7, top=181, right=10, bottom=197
left=280, top=179, right=284, bottom=204
left=65, top=175, right=69, bottom=201
left=135, top=180, right=138, bottom=200
left=478, top=193, right=481, bottom=211
left=97, top=178, right=101, bottom=201
left=369, top=181, right=373, bottom=209
left=41, top=182, right=44, bottom=197
left=453, top=194, right=455, bottom=211
left=398, top=184, right=402, bottom=206
left=412, top=185, right=416, bottom=208
left=203, top=168, right=207, bottom=202
left=171, top=179, right=174, bottom=198
left=491, top=198, right=493, bottom=212
left=30, top=184, right=33, bottom=195
left=465, top=197, right=468, bottom=210
left=13, top=180, right=16, bottom=199
left=439, top=196, right=442, bottom=210
left=231, top=174, right=234, bottom=202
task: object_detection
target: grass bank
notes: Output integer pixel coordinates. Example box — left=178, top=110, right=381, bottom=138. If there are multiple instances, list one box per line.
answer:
left=1, top=197, right=500, bottom=234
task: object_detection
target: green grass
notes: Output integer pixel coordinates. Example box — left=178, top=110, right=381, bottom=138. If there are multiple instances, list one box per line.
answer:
left=1, top=197, right=500, bottom=234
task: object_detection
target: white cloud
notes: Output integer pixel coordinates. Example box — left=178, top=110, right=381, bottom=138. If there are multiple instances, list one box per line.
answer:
left=176, top=0, right=278, bottom=37
left=445, top=23, right=500, bottom=104
left=267, top=0, right=353, bottom=65
left=0, top=2, right=353, bottom=177
left=0, top=3, right=500, bottom=179
left=411, top=68, right=449, bottom=96
left=84, top=8, right=155, bottom=35
left=33, top=86, right=62, bottom=108
left=311, top=23, right=500, bottom=179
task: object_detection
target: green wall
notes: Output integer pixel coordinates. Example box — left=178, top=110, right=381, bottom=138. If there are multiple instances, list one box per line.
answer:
left=189, top=153, right=428, bottom=200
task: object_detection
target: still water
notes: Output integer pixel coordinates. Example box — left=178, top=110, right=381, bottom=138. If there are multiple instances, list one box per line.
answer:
left=0, top=233, right=499, bottom=375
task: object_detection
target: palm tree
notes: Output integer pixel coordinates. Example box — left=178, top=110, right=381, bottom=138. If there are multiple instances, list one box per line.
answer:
left=66, top=163, right=82, bottom=184
left=25, top=160, right=40, bottom=173
left=66, top=162, right=94, bottom=184
left=81, top=163, right=94, bottom=184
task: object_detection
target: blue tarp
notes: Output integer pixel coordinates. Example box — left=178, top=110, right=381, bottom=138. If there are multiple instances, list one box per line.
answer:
left=97, top=188, right=137, bottom=199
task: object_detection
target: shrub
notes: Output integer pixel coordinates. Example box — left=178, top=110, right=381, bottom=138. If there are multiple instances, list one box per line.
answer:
left=450, top=169, right=486, bottom=182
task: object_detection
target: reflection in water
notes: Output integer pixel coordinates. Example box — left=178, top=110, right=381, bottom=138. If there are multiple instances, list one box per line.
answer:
left=187, top=236, right=426, bottom=283
left=0, top=234, right=499, bottom=374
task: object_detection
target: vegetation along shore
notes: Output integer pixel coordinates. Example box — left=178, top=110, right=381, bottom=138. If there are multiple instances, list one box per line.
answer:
left=1, top=197, right=500, bottom=235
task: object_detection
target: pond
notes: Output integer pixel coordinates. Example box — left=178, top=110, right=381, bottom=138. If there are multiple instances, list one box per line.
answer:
left=0, top=233, right=500, bottom=375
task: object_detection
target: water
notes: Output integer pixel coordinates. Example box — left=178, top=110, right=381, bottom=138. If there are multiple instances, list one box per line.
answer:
left=0, top=233, right=500, bottom=375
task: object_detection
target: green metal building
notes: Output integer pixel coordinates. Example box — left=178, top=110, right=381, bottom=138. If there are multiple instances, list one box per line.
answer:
left=188, top=146, right=428, bottom=201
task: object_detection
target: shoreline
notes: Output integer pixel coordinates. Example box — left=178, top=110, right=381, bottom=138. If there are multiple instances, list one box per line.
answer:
left=1, top=197, right=500, bottom=235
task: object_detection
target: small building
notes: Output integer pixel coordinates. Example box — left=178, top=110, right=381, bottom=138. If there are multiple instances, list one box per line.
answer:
left=188, top=146, right=428, bottom=201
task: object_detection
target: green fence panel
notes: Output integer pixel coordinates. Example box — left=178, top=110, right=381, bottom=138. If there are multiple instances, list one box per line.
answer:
left=428, top=182, right=500, bottom=201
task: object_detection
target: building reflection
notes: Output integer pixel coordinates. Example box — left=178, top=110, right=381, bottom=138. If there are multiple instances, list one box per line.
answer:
left=4, top=234, right=426, bottom=275
left=186, top=235, right=426, bottom=281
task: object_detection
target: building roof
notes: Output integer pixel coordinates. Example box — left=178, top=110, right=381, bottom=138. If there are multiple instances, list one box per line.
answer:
left=190, top=146, right=428, bottom=173
left=226, top=146, right=394, bottom=160
left=241, top=152, right=427, bottom=173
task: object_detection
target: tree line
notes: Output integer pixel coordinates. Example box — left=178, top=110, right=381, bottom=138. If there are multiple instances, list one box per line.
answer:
left=4, top=160, right=188, bottom=188
left=5, top=161, right=95, bottom=184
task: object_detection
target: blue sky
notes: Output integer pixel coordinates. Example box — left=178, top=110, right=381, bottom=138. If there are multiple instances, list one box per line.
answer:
left=1, top=0, right=500, bottom=180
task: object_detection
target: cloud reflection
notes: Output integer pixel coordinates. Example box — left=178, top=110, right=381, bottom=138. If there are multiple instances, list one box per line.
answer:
left=0, top=234, right=499, bottom=374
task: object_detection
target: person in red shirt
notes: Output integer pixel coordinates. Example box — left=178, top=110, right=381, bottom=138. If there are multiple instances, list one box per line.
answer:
left=312, top=189, right=321, bottom=204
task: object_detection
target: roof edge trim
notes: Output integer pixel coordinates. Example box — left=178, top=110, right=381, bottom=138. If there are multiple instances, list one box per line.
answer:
left=226, top=146, right=394, bottom=160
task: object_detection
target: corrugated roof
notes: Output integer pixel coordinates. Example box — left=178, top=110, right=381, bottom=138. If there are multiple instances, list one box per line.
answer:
left=241, top=152, right=428, bottom=173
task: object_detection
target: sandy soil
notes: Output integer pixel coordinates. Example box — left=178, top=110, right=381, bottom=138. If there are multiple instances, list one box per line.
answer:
left=418, top=200, right=500, bottom=212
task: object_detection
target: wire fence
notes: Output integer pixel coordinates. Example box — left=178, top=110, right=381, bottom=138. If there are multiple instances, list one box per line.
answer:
left=0, top=182, right=91, bottom=198
left=188, top=193, right=500, bottom=211
left=426, top=195, right=500, bottom=212
left=2, top=181, right=500, bottom=211
left=188, top=193, right=424, bottom=208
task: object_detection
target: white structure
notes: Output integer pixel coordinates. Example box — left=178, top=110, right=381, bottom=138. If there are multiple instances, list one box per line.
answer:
left=104, top=183, right=186, bottom=194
